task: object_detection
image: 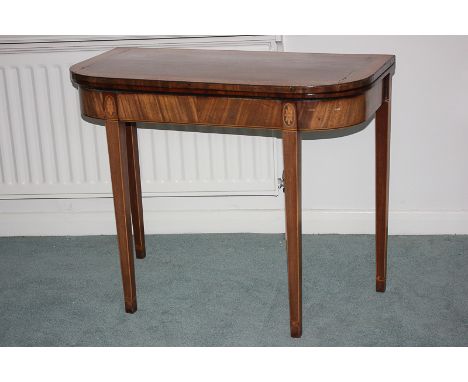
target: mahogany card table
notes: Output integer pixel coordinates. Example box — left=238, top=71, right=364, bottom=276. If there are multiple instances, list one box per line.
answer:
left=70, top=48, right=395, bottom=338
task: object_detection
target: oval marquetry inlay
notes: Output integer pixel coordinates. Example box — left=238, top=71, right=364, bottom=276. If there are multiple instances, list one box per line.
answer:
left=104, top=94, right=118, bottom=119
left=283, top=103, right=296, bottom=128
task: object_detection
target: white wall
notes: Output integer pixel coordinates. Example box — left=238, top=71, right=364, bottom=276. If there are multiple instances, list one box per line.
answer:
left=283, top=36, right=468, bottom=234
left=1, top=36, right=467, bottom=235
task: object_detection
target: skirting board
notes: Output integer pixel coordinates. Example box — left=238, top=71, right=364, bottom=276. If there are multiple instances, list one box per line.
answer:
left=1, top=209, right=467, bottom=236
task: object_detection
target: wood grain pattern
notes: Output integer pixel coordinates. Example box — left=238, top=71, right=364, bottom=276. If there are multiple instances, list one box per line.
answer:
left=78, top=77, right=385, bottom=132
left=79, top=88, right=105, bottom=119
left=297, top=77, right=383, bottom=130
left=375, top=74, right=392, bottom=293
left=126, top=122, right=146, bottom=259
left=117, top=93, right=284, bottom=128
left=105, top=120, right=137, bottom=313
left=282, top=124, right=302, bottom=338
left=71, top=47, right=395, bottom=99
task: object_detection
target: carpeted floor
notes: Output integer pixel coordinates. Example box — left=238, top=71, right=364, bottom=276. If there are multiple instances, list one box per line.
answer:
left=0, top=234, right=466, bottom=346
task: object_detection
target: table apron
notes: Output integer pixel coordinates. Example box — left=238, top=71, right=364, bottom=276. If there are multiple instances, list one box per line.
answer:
left=79, top=78, right=384, bottom=131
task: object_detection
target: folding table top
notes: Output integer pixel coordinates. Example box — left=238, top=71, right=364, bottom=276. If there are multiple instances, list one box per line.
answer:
left=70, top=47, right=395, bottom=99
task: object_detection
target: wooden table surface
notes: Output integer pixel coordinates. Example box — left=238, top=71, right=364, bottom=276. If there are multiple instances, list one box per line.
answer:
left=71, top=47, right=395, bottom=338
left=71, top=47, right=394, bottom=97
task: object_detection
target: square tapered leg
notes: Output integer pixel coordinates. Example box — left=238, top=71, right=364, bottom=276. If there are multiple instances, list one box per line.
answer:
left=282, top=129, right=302, bottom=338
left=375, top=75, right=392, bottom=293
left=106, top=119, right=137, bottom=313
left=126, top=122, right=146, bottom=259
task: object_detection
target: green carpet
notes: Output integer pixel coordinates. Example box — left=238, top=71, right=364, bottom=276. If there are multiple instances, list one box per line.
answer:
left=0, top=234, right=466, bottom=346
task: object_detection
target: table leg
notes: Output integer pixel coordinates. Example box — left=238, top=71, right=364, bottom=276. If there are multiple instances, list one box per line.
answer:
left=282, top=130, right=302, bottom=338
left=106, top=120, right=137, bottom=313
left=126, top=122, right=146, bottom=259
left=375, top=75, right=392, bottom=293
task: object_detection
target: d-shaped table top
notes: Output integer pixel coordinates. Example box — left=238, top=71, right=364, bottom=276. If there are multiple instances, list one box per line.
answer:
left=70, top=47, right=395, bottom=98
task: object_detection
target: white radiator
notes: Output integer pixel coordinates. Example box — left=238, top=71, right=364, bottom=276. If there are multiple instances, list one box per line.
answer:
left=0, top=36, right=282, bottom=199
